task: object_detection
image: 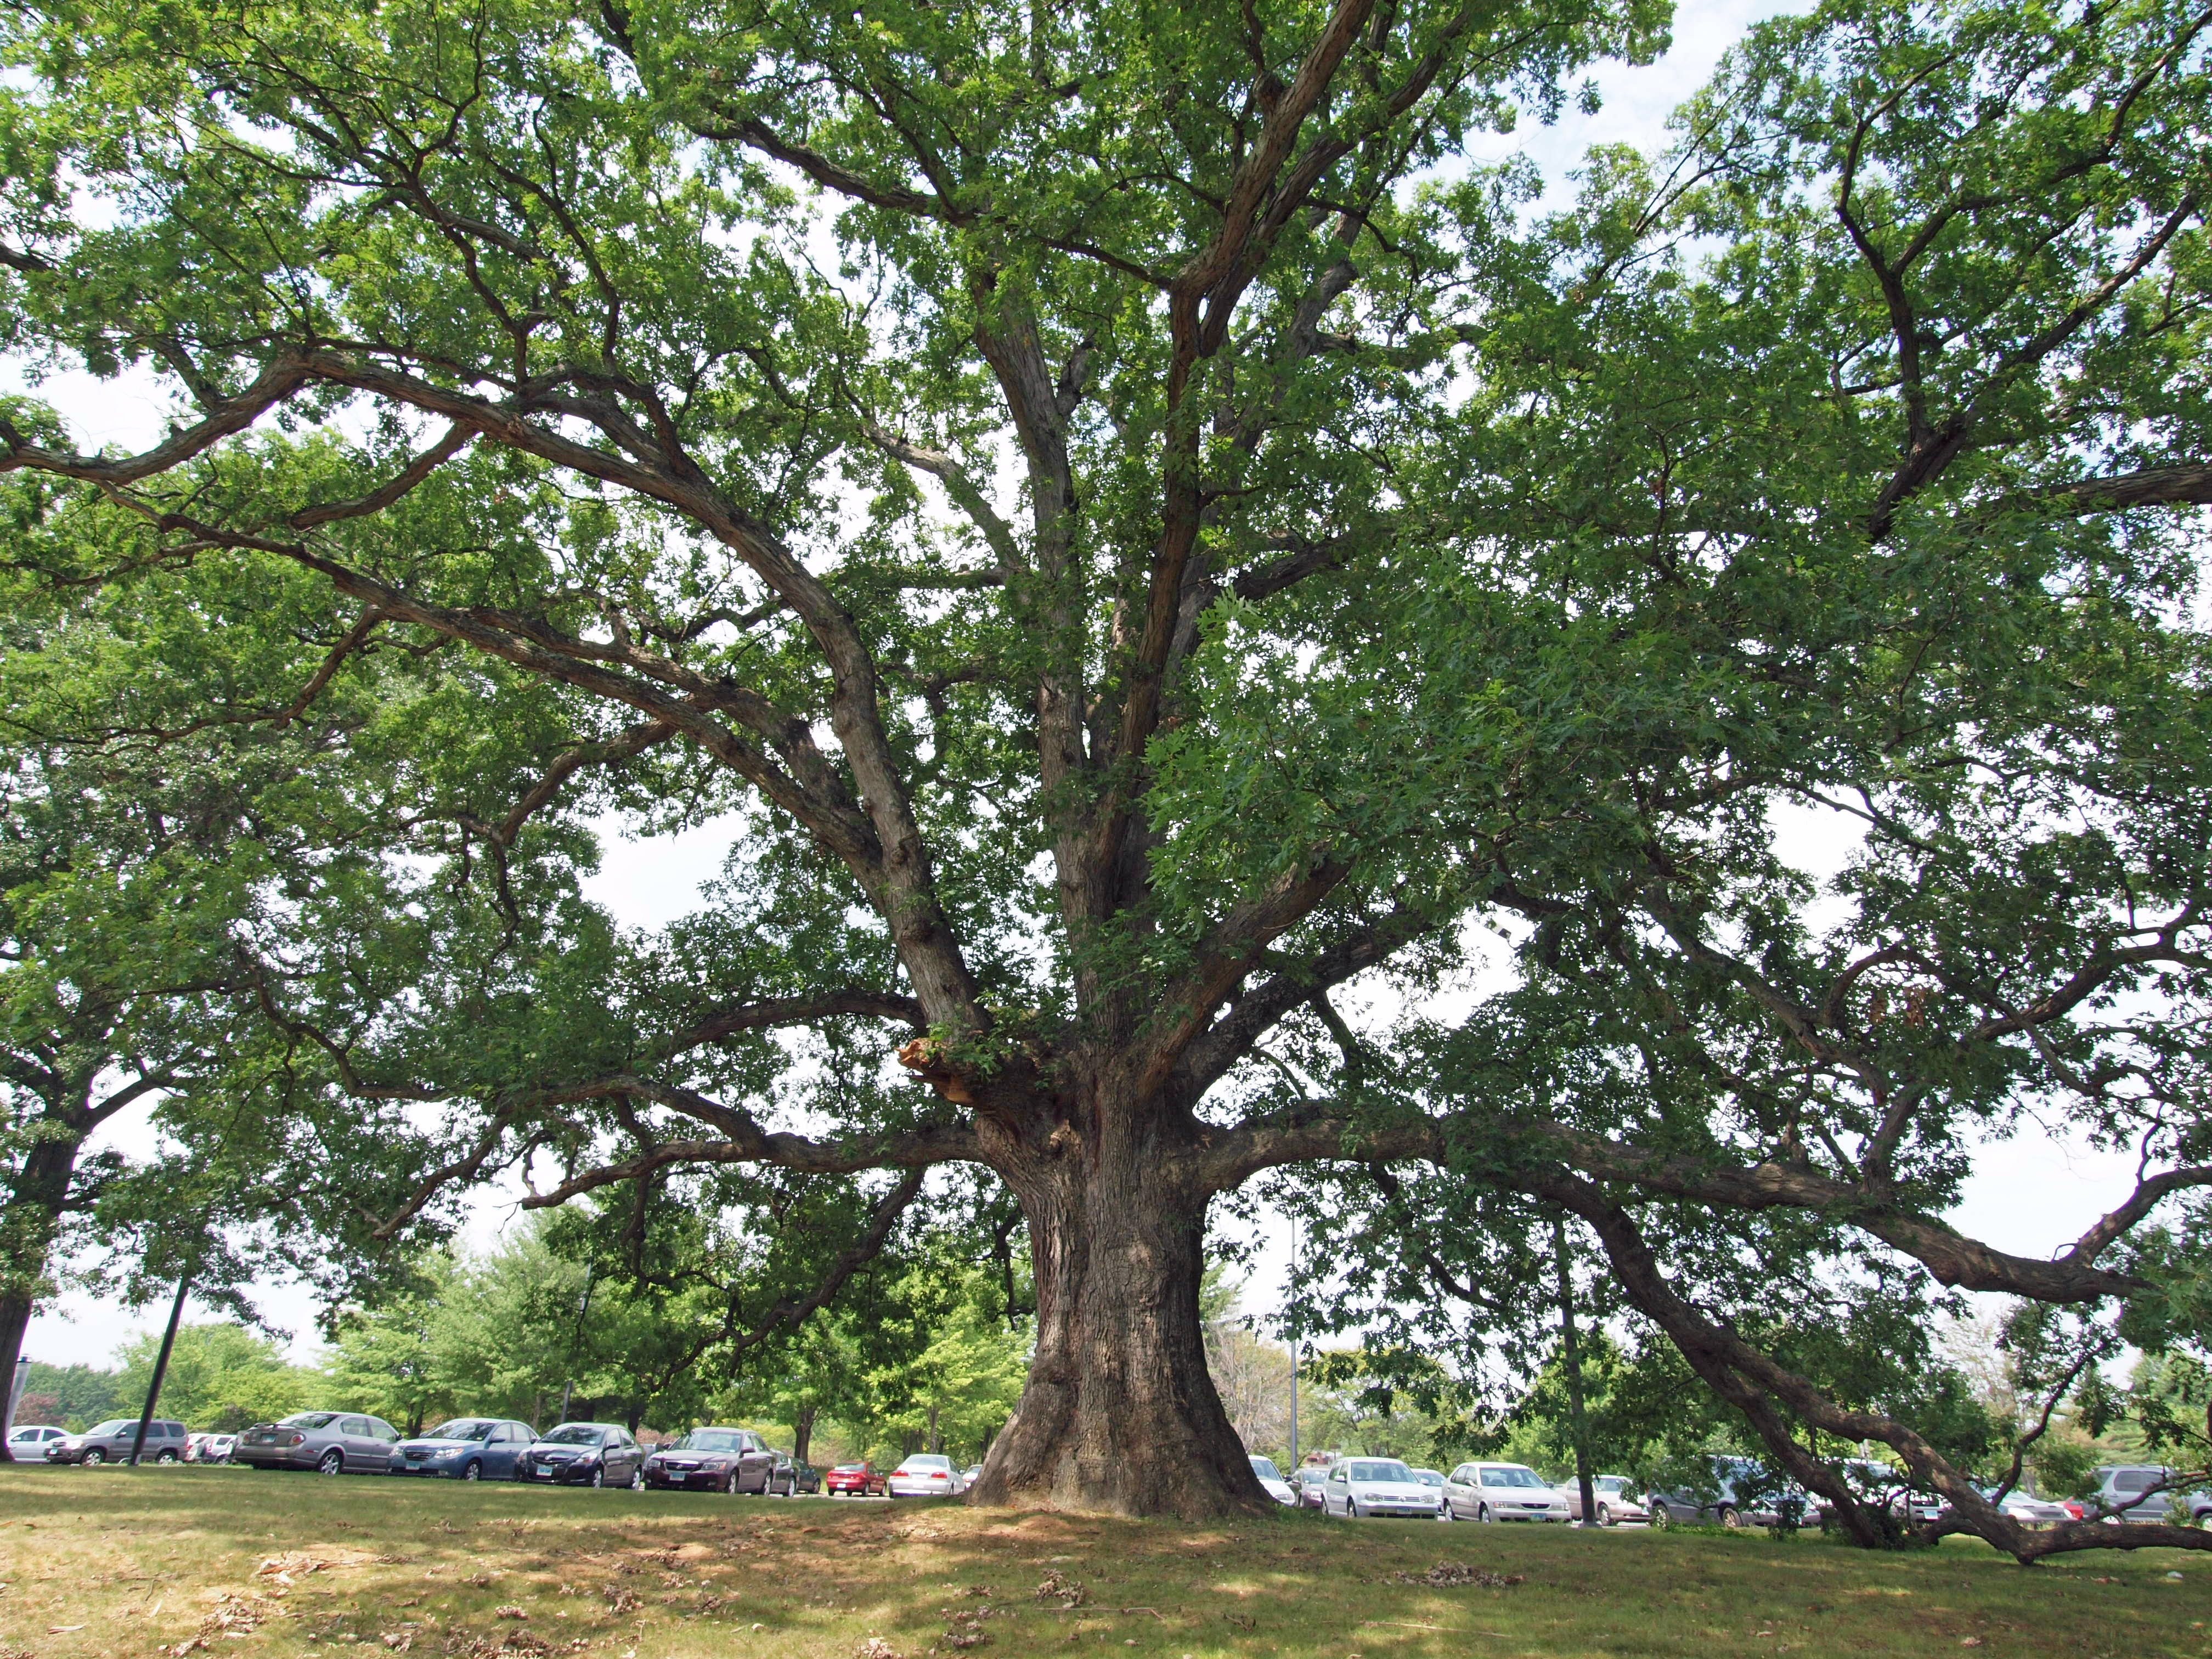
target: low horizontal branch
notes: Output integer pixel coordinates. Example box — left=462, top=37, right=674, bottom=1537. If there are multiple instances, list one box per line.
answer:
left=1198, top=1109, right=2148, bottom=1304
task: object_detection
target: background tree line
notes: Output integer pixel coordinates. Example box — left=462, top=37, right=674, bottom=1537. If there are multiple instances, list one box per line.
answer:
left=20, top=1210, right=1029, bottom=1468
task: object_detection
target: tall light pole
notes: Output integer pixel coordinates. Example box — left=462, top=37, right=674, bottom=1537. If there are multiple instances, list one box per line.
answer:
left=1286, top=1212, right=1299, bottom=1470
left=1553, top=1214, right=1596, bottom=1528
left=129, top=1271, right=194, bottom=1466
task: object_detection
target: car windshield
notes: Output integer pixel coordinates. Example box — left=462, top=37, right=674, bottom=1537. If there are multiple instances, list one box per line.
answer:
left=1349, top=1461, right=1413, bottom=1483
left=1481, top=1466, right=1547, bottom=1488
left=833, top=1463, right=866, bottom=1471
left=542, top=1425, right=603, bottom=1446
left=1249, top=1457, right=1283, bottom=1481
left=423, top=1420, right=495, bottom=1442
left=902, top=1456, right=951, bottom=1470
left=676, top=1431, right=746, bottom=1453
left=1412, top=1470, right=1444, bottom=1486
left=279, top=1413, right=340, bottom=1430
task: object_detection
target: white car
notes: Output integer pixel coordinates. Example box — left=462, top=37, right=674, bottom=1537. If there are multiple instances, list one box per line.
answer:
left=1443, top=1460, right=1572, bottom=1522
left=7, top=1424, right=66, bottom=1457
left=1408, top=1467, right=1450, bottom=1517
left=1323, top=1457, right=1441, bottom=1519
left=1564, top=1473, right=1650, bottom=1526
left=1982, top=1486, right=2072, bottom=1528
left=887, top=1454, right=966, bottom=1497
left=1249, top=1454, right=1297, bottom=1505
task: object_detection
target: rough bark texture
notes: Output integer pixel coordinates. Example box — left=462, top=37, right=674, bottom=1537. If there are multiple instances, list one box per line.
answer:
left=0, top=1290, right=34, bottom=1460
left=963, top=1065, right=1271, bottom=1519
left=0, top=1132, right=80, bottom=1463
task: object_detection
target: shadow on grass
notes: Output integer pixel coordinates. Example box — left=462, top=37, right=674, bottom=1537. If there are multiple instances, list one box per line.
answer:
left=2, top=1470, right=2204, bottom=1659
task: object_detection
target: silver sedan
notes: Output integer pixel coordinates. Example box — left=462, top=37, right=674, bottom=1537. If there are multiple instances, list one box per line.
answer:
left=1443, top=1461, right=1571, bottom=1522
left=1565, top=1474, right=1651, bottom=1525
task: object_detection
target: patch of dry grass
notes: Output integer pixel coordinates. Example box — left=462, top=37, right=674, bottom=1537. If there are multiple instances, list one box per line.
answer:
left=0, top=1466, right=2204, bottom=1659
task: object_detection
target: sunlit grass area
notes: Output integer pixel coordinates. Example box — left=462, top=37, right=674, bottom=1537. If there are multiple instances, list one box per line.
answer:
left=1, top=1467, right=2205, bottom=1659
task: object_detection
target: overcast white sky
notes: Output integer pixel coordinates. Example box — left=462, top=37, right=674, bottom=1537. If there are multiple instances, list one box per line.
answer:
left=19, top=0, right=2142, bottom=1375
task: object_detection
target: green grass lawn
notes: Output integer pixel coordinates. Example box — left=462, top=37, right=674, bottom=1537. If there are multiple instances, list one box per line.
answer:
left=0, top=1466, right=2204, bottom=1659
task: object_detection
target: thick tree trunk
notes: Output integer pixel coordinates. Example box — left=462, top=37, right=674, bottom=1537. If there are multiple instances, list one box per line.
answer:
left=0, top=1131, right=82, bottom=1464
left=966, top=1087, right=1270, bottom=1519
left=0, top=1291, right=33, bottom=1461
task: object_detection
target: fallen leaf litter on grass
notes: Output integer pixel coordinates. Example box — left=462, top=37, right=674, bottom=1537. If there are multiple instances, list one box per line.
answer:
left=1377, top=1560, right=1526, bottom=1588
left=1034, top=1570, right=1085, bottom=1608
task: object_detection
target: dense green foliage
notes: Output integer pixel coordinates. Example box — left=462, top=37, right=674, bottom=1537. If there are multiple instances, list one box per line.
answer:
left=0, top=0, right=2205, bottom=1543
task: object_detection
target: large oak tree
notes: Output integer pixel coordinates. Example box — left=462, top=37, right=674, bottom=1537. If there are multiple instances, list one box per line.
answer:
left=1, top=0, right=2208, bottom=1550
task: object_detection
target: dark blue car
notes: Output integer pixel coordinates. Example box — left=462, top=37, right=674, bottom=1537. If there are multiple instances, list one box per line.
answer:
left=387, top=1418, right=539, bottom=1481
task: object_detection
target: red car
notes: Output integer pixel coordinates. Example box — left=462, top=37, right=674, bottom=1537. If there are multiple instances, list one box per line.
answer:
left=826, top=1460, right=887, bottom=1496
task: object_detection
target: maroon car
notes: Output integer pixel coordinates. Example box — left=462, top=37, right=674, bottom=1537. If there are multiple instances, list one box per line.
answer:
left=825, top=1460, right=887, bottom=1496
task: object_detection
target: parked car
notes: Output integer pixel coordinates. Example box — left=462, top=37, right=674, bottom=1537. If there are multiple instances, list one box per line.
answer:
left=793, top=1460, right=822, bottom=1494
left=1978, top=1485, right=2072, bottom=1527
left=1249, top=1454, right=1297, bottom=1505
left=1323, top=1457, right=1440, bottom=1519
left=642, top=1426, right=787, bottom=1494
left=1290, top=1463, right=1334, bottom=1509
left=1807, top=1457, right=1909, bottom=1524
left=887, top=1454, right=965, bottom=1497
left=962, top=1464, right=983, bottom=1487
left=2090, top=1465, right=2212, bottom=1525
left=7, top=1424, right=65, bottom=1456
left=388, top=1418, right=537, bottom=1481
left=758, top=1446, right=798, bottom=1494
left=826, top=1460, right=888, bottom=1496
left=43, top=1418, right=188, bottom=1465
left=184, top=1432, right=232, bottom=1464
left=1442, top=1461, right=1571, bottom=1523
left=521, top=1423, right=646, bottom=1488
left=1407, top=1468, right=1449, bottom=1516
left=1647, top=1455, right=1806, bottom=1529
left=1563, top=1474, right=1650, bottom=1526
left=235, top=1411, right=400, bottom=1475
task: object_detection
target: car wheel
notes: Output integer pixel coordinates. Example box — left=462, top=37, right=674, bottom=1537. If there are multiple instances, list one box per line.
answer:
left=83, top=1448, right=105, bottom=1466
left=1438, top=1503, right=1455, bottom=1522
left=1718, top=1505, right=1742, bottom=1530
left=2197, top=1511, right=2212, bottom=1531
left=1596, top=1504, right=1612, bottom=1527
left=631, top=1468, right=646, bottom=1492
left=589, top=1466, right=606, bottom=1488
left=318, top=1450, right=344, bottom=1476
left=1477, top=1503, right=1493, bottom=1524
left=156, top=1449, right=179, bottom=1464
left=461, top=1460, right=482, bottom=1482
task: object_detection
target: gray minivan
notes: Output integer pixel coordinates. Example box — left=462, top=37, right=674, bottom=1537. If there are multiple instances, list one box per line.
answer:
left=235, top=1410, right=400, bottom=1474
left=2094, top=1465, right=2212, bottom=1526
left=43, top=1418, right=188, bottom=1464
